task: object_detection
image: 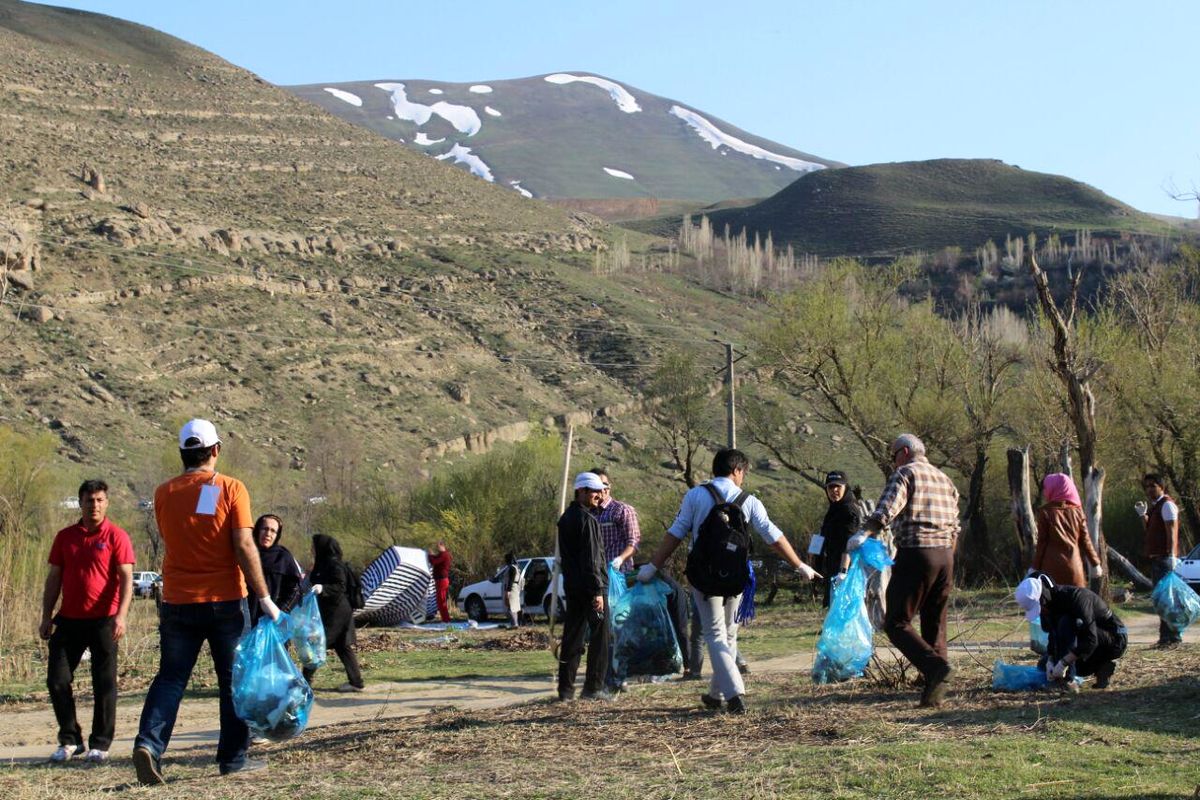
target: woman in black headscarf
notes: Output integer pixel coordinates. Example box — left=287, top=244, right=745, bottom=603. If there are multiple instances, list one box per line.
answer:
left=250, top=514, right=305, bottom=625
left=819, top=471, right=863, bottom=608
left=305, top=534, right=364, bottom=691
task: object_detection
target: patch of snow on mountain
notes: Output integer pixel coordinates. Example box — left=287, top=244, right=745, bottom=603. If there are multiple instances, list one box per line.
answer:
left=469, top=85, right=493, bottom=94
left=323, top=87, right=363, bottom=107
left=428, top=88, right=444, bottom=95
left=431, top=101, right=482, bottom=135
left=484, top=106, right=502, bottom=117
left=668, top=105, right=824, bottom=172
left=374, top=83, right=482, bottom=135
left=544, top=73, right=641, bottom=113
left=509, top=180, right=533, bottom=198
left=437, top=144, right=494, bottom=182
left=603, top=167, right=635, bottom=180
left=375, top=83, right=434, bottom=125
left=414, top=132, right=446, bottom=146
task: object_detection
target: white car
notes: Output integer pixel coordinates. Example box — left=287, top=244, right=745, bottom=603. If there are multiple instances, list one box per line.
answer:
left=457, top=557, right=565, bottom=622
left=132, top=571, right=161, bottom=598
left=1177, top=543, right=1200, bottom=592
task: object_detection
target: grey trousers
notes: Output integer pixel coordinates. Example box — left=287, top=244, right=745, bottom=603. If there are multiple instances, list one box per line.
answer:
left=688, top=594, right=741, bottom=675
left=691, top=588, right=744, bottom=701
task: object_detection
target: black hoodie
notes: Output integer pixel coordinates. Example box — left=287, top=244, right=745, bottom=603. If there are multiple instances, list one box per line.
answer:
left=820, top=492, right=863, bottom=575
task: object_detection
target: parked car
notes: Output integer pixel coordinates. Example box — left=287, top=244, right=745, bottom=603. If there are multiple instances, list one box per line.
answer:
left=1176, top=543, right=1200, bottom=592
left=132, top=571, right=161, bottom=598
left=457, top=557, right=565, bottom=622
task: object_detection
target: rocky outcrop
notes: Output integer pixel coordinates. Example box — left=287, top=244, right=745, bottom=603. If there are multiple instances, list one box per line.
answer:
left=1, top=214, right=41, bottom=293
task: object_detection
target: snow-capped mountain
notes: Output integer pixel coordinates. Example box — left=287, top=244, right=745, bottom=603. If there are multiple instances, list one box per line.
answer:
left=286, top=73, right=840, bottom=203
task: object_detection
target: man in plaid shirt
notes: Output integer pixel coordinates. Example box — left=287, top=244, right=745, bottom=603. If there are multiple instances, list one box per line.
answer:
left=590, top=468, right=641, bottom=573
left=847, top=433, right=960, bottom=707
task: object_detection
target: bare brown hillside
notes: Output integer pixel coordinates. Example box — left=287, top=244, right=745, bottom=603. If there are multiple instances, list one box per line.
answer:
left=0, top=0, right=740, bottom=487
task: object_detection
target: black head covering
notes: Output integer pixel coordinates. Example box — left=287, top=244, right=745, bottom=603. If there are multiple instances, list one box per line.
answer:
left=312, top=533, right=344, bottom=567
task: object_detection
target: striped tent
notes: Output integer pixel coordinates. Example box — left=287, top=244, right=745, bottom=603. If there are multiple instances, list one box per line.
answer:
left=355, top=546, right=434, bottom=626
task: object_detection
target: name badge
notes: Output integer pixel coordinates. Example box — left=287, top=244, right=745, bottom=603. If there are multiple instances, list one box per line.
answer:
left=196, top=483, right=221, bottom=516
left=807, top=533, right=825, bottom=555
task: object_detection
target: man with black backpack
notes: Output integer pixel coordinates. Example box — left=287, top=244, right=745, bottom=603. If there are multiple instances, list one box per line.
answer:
left=637, top=449, right=819, bottom=713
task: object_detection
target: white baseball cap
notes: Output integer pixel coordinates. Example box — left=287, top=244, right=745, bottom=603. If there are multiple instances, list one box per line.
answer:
left=1014, top=576, right=1046, bottom=622
left=573, top=472, right=605, bottom=491
left=178, top=418, right=221, bottom=450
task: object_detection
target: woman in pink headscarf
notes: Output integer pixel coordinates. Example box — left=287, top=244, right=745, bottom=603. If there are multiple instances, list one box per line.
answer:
left=1032, top=473, right=1102, bottom=587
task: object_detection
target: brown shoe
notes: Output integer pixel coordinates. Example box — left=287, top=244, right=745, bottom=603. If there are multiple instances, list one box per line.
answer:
left=919, top=663, right=953, bottom=708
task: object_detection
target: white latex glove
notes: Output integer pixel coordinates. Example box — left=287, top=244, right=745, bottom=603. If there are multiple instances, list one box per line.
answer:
left=610, top=557, right=623, bottom=570
left=845, top=530, right=869, bottom=552
left=1167, top=557, right=1179, bottom=571
left=798, top=562, right=822, bottom=582
left=1088, top=564, right=1103, bottom=579
left=830, top=570, right=846, bottom=589
left=1050, top=660, right=1069, bottom=681
left=1134, top=500, right=1148, bottom=517
left=258, top=596, right=281, bottom=622
left=636, top=563, right=658, bottom=584
left=311, top=584, right=323, bottom=595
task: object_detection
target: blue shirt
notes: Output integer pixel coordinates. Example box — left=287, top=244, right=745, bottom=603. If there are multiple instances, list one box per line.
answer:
left=667, top=477, right=783, bottom=546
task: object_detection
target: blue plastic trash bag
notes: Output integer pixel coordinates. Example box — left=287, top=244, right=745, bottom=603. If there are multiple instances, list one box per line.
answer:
left=233, top=613, right=313, bottom=742
left=607, top=563, right=628, bottom=613
left=1029, top=617, right=1049, bottom=655
left=1150, top=571, right=1200, bottom=636
left=992, top=660, right=1048, bottom=691
left=610, top=578, right=683, bottom=683
left=290, top=590, right=327, bottom=671
left=812, top=538, right=894, bottom=684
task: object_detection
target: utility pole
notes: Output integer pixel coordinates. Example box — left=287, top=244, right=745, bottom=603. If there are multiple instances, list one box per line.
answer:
left=725, top=342, right=736, bottom=449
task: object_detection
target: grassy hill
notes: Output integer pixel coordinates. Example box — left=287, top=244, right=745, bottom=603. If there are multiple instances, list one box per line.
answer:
left=286, top=74, right=840, bottom=206
left=0, top=0, right=763, bottom=501
left=702, top=158, right=1168, bottom=257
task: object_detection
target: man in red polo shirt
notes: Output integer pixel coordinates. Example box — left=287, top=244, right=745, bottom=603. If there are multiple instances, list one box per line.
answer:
left=40, top=479, right=135, bottom=764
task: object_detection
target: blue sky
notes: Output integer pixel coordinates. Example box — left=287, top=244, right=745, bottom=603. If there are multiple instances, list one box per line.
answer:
left=38, top=0, right=1200, bottom=216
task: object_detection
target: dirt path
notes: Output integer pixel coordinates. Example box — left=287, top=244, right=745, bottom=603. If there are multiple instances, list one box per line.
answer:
left=1, top=610, right=1183, bottom=764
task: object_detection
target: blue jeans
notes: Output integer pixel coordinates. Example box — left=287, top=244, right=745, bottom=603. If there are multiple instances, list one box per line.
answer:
left=135, top=599, right=249, bottom=770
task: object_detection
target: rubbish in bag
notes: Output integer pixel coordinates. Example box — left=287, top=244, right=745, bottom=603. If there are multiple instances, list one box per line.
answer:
left=992, top=659, right=1084, bottom=691
left=233, top=613, right=313, bottom=742
left=610, top=578, right=683, bottom=684
left=1150, top=571, right=1200, bottom=636
left=812, top=537, right=894, bottom=684
left=992, top=660, right=1048, bottom=691
left=1029, top=617, right=1049, bottom=655
left=290, top=590, right=327, bottom=671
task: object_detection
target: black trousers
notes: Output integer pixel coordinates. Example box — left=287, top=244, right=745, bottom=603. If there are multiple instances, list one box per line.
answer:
left=557, top=593, right=609, bottom=696
left=47, top=616, right=119, bottom=751
left=883, top=547, right=953, bottom=679
left=1048, top=617, right=1127, bottom=677
left=1151, top=557, right=1183, bottom=644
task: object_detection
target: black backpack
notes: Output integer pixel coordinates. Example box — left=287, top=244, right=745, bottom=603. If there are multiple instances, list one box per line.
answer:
left=685, top=484, right=752, bottom=598
left=345, top=564, right=365, bottom=610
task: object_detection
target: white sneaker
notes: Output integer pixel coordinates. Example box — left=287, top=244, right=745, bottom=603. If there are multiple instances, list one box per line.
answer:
left=83, top=749, right=109, bottom=763
left=49, top=744, right=84, bottom=763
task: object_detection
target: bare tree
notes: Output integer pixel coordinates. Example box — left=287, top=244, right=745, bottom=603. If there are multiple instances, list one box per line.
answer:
left=1026, top=243, right=1109, bottom=593
left=646, top=350, right=716, bottom=487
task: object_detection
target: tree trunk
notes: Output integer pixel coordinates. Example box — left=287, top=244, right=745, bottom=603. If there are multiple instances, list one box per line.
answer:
left=1106, top=545, right=1154, bottom=590
left=1007, top=447, right=1037, bottom=567
left=1084, top=466, right=1109, bottom=596
left=962, top=446, right=990, bottom=581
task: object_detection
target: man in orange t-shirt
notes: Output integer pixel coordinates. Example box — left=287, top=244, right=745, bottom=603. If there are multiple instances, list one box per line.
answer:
left=133, top=419, right=277, bottom=786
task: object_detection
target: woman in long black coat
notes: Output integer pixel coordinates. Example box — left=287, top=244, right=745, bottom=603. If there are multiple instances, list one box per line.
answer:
left=305, top=534, right=364, bottom=691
